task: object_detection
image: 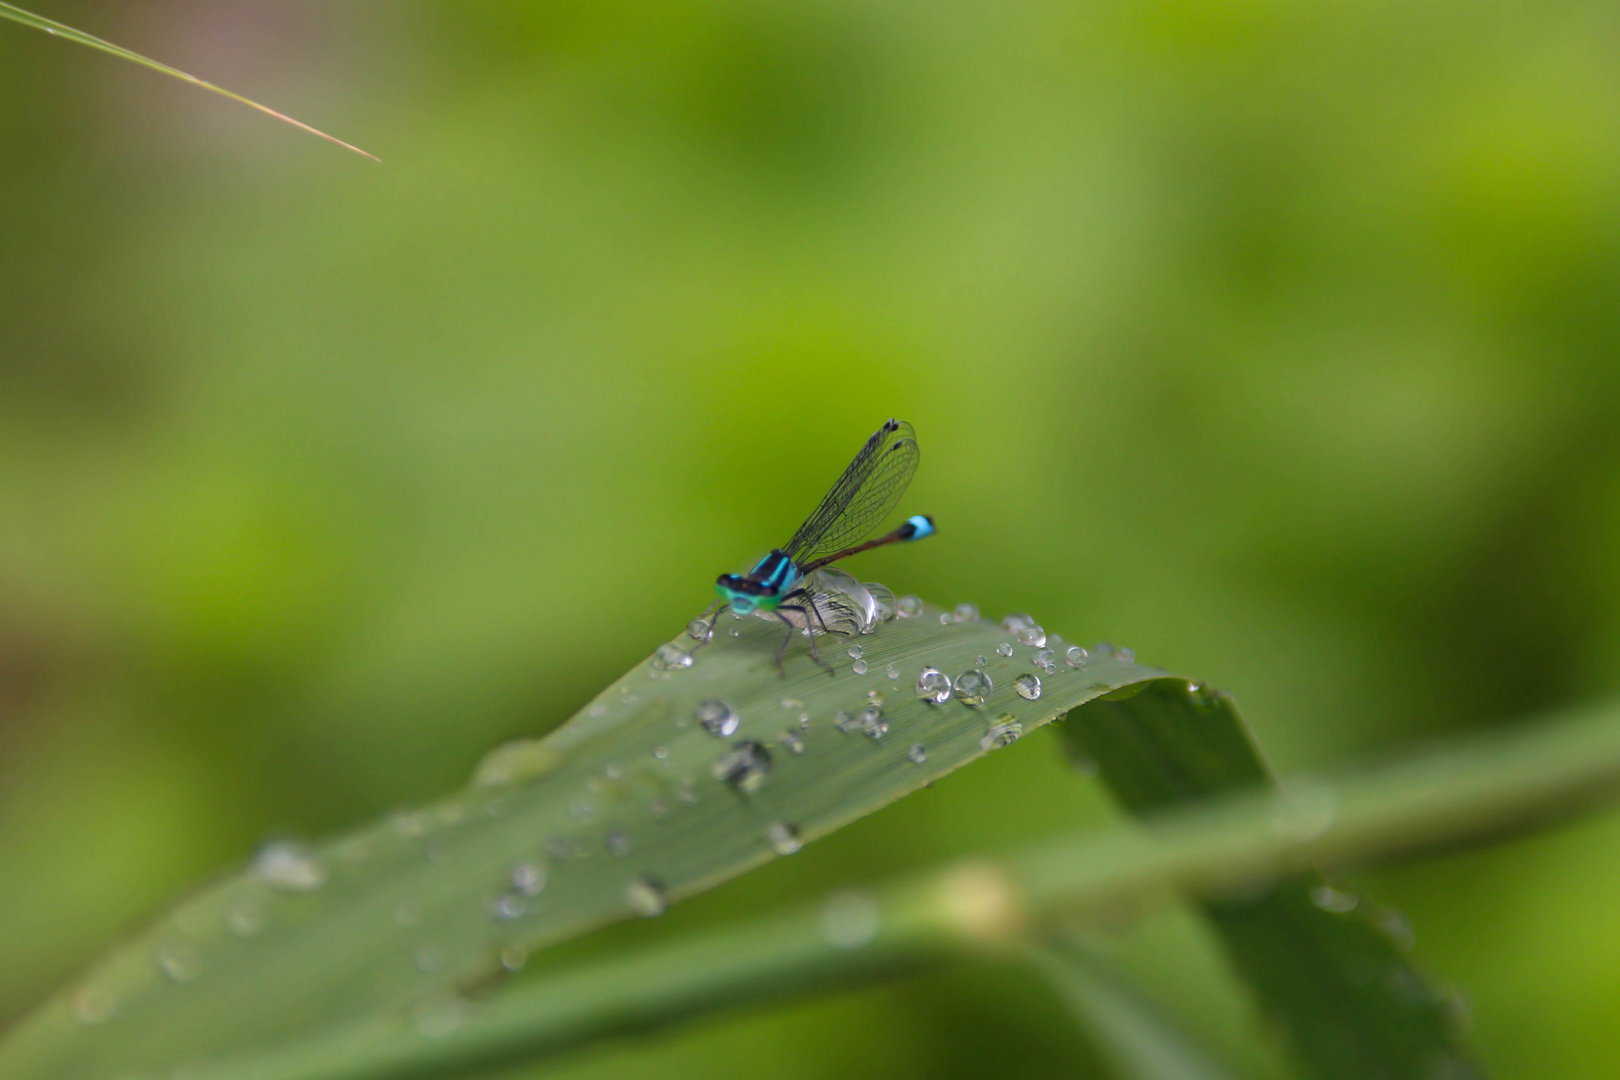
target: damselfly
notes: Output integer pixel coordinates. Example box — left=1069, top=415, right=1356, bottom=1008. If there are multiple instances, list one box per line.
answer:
left=706, top=419, right=935, bottom=673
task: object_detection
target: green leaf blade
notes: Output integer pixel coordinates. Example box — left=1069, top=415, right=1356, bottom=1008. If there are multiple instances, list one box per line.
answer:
left=0, top=601, right=1160, bottom=1079
left=1064, top=679, right=1482, bottom=1080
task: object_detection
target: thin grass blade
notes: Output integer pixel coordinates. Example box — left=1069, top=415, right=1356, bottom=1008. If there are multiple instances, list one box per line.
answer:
left=0, top=2, right=377, bottom=160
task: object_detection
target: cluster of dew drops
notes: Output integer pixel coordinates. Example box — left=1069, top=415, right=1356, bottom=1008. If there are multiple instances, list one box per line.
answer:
left=78, top=599, right=1156, bottom=1039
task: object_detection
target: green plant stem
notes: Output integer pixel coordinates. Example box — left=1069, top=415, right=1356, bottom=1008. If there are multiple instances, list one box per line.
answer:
left=174, top=694, right=1620, bottom=1080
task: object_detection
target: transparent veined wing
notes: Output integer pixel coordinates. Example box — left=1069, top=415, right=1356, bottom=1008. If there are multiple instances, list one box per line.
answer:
left=781, top=419, right=920, bottom=566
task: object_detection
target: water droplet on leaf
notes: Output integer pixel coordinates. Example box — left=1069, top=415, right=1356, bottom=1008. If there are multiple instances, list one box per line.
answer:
left=695, top=699, right=739, bottom=738
left=916, top=667, right=953, bottom=704
left=1013, top=673, right=1042, bottom=700
left=712, top=741, right=772, bottom=791
left=767, top=821, right=803, bottom=855
left=955, top=669, right=992, bottom=706
left=626, top=876, right=668, bottom=917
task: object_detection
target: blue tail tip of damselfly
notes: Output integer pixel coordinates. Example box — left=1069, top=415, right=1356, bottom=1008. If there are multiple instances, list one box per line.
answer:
left=901, top=514, right=936, bottom=541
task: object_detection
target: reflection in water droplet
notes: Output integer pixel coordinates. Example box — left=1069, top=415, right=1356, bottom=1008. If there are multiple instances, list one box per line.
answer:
left=977, top=655, right=988, bottom=667
left=955, top=670, right=992, bottom=706
left=652, top=643, right=694, bottom=671
left=252, top=841, right=327, bottom=893
left=886, top=663, right=899, bottom=680
left=156, top=941, right=203, bottom=983
left=1033, top=648, right=1055, bottom=669
left=821, top=892, right=881, bottom=950
left=1016, top=625, right=1047, bottom=648
left=852, top=659, right=869, bottom=675
left=1013, top=673, right=1042, bottom=700
left=1002, top=613, right=1034, bottom=634
left=897, top=595, right=923, bottom=618
left=626, top=876, right=668, bottom=917
left=767, top=821, right=803, bottom=855
left=848, top=645, right=864, bottom=660
left=867, top=582, right=897, bottom=621
left=953, top=602, right=980, bottom=623
left=687, top=617, right=713, bottom=643
left=606, top=829, right=631, bottom=857
left=1117, top=647, right=1135, bottom=662
left=981, top=718, right=1024, bottom=751
left=72, top=987, right=117, bottom=1026
left=908, top=744, right=928, bottom=765
left=996, top=643, right=1015, bottom=658
left=858, top=706, right=888, bottom=739
left=695, top=700, right=740, bottom=738
left=1066, top=646, right=1089, bottom=667
left=501, top=945, right=530, bottom=972
left=712, top=741, right=773, bottom=791
left=1310, top=885, right=1359, bottom=914
left=225, top=898, right=265, bottom=937
left=778, top=730, right=805, bottom=754
left=916, top=667, right=953, bottom=704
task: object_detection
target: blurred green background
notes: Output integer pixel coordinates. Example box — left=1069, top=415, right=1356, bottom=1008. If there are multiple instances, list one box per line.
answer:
left=4, top=1, right=1620, bottom=1076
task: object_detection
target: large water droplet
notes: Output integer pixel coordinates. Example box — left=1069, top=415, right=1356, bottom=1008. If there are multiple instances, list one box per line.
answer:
left=1013, top=673, right=1042, bottom=700
left=252, top=840, right=327, bottom=893
left=981, top=717, right=1024, bottom=751
left=953, top=602, right=980, bottom=623
left=955, top=669, right=992, bottom=706
left=1033, top=648, right=1056, bottom=670
left=852, top=659, right=869, bottom=675
left=821, top=892, right=881, bottom=950
left=156, top=941, right=203, bottom=984
left=995, top=643, right=1015, bottom=658
left=712, top=741, right=772, bottom=791
left=626, top=876, right=668, bottom=917
left=866, top=582, right=897, bottom=622
left=695, top=699, right=740, bottom=738
left=652, top=643, right=694, bottom=671
left=1017, top=625, right=1047, bottom=648
left=767, top=821, right=803, bottom=855
left=897, top=595, right=923, bottom=618
left=686, top=617, right=713, bottom=643
left=915, top=667, right=953, bottom=704
left=1066, top=646, right=1089, bottom=667
left=907, top=744, right=928, bottom=765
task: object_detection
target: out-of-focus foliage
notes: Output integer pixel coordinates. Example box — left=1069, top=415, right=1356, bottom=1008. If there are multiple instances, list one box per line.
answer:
left=3, top=2, right=1620, bottom=1077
